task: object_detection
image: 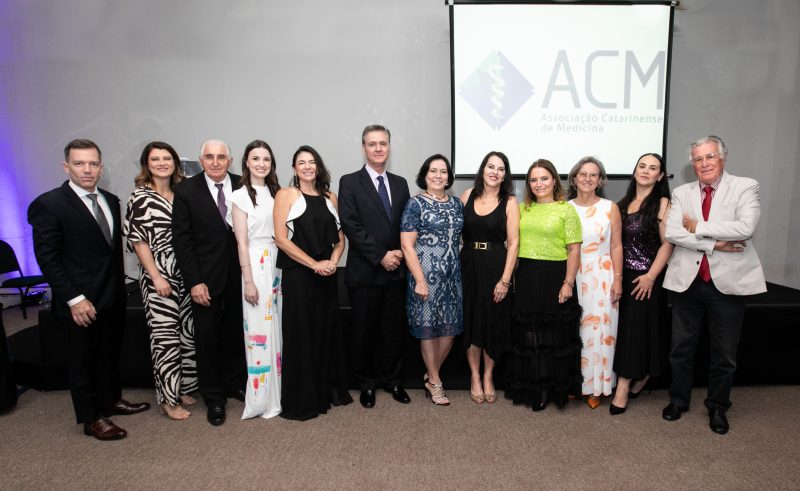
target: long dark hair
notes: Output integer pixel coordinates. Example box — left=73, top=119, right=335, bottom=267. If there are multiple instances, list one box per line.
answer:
left=523, top=159, right=565, bottom=208
left=291, top=145, right=331, bottom=197
left=240, top=140, right=280, bottom=206
left=473, top=151, right=513, bottom=202
left=134, top=141, right=184, bottom=189
left=617, top=153, right=671, bottom=227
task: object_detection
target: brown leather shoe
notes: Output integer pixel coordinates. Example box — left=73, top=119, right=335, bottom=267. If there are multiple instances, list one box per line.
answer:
left=83, top=418, right=127, bottom=440
left=109, top=399, right=151, bottom=415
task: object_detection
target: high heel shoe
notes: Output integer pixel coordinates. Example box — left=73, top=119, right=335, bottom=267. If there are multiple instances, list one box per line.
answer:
left=586, top=395, right=601, bottom=409
left=484, top=392, right=497, bottom=404
left=470, top=391, right=485, bottom=404
left=609, top=403, right=626, bottom=415
left=424, top=381, right=450, bottom=406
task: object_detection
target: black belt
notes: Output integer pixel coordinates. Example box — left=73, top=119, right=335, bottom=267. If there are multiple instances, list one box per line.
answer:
left=469, top=242, right=504, bottom=250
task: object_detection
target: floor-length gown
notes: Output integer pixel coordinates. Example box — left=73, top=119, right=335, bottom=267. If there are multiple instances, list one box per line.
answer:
left=277, top=192, right=352, bottom=421
left=230, top=185, right=282, bottom=419
left=569, top=198, right=618, bottom=396
left=124, top=186, right=198, bottom=406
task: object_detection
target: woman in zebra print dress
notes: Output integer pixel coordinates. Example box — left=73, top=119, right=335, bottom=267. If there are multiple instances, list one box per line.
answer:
left=124, top=141, right=198, bottom=420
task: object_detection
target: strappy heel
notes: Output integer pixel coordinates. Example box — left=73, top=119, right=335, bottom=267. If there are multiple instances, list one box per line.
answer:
left=424, top=381, right=450, bottom=406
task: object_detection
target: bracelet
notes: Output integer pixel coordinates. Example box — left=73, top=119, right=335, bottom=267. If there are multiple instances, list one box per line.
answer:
left=563, top=279, right=574, bottom=287
left=500, top=279, right=511, bottom=288
left=240, top=264, right=250, bottom=269
left=614, top=273, right=623, bottom=277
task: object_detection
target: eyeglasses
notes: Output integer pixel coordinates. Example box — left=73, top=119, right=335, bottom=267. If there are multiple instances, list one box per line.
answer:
left=691, top=153, right=721, bottom=165
left=577, top=171, right=599, bottom=179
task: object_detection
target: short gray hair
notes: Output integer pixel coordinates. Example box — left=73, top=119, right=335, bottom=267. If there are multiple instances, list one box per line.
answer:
left=199, top=139, right=232, bottom=159
left=689, top=135, right=727, bottom=160
left=567, top=156, right=608, bottom=199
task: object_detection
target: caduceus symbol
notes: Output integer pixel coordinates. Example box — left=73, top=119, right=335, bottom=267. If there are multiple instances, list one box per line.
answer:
left=488, top=58, right=505, bottom=128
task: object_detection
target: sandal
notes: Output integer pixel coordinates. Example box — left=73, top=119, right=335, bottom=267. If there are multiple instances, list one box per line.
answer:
left=424, top=381, right=450, bottom=406
left=160, top=403, right=191, bottom=420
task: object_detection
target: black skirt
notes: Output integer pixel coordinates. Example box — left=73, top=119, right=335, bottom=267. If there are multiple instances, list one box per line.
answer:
left=613, top=268, right=669, bottom=379
left=505, top=259, right=582, bottom=408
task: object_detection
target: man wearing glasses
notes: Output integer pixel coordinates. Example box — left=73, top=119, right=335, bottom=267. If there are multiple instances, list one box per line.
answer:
left=661, top=135, right=766, bottom=435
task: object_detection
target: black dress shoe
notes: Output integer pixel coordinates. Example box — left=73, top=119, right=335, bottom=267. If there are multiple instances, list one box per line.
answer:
left=386, top=386, right=411, bottom=404
left=207, top=405, right=226, bottom=426
left=609, top=403, right=626, bottom=415
left=360, top=389, right=376, bottom=408
left=109, top=399, right=151, bottom=415
left=708, top=408, right=729, bottom=435
left=662, top=403, right=687, bottom=421
left=227, top=390, right=246, bottom=402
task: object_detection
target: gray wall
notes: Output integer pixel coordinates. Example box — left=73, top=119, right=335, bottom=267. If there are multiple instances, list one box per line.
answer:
left=2, top=0, right=798, bottom=288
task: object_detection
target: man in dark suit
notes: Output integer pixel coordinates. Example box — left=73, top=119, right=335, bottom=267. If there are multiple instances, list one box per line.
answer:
left=339, top=125, right=411, bottom=408
left=172, top=139, right=245, bottom=426
left=28, top=139, right=149, bottom=441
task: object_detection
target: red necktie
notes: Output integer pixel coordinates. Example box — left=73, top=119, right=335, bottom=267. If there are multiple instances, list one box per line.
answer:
left=698, top=186, right=713, bottom=282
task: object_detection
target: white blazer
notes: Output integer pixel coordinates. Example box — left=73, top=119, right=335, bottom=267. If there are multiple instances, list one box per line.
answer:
left=663, top=172, right=766, bottom=295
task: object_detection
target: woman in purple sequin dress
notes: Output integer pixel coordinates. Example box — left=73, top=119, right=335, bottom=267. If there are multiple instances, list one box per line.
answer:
left=610, top=153, right=674, bottom=415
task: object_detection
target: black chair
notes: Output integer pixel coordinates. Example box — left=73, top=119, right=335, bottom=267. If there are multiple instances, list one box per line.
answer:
left=0, top=240, right=47, bottom=319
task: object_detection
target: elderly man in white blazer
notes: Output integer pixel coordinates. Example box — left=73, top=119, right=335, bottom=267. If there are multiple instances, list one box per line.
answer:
left=661, top=135, right=766, bottom=435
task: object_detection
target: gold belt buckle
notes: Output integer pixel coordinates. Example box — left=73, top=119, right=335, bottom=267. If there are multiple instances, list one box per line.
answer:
left=474, top=242, right=488, bottom=250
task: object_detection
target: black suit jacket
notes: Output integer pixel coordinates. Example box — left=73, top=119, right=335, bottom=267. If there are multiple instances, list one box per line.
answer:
left=339, top=166, right=410, bottom=287
left=171, top=172, right=241, bottom=296
left=27, top=181, right=126, bottom=317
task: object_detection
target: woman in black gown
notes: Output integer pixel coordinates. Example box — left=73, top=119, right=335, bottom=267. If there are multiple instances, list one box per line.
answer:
left=610, top=153, right=673, bottom=415
left=459, top=151, right=519, bottom=404
left=273, top=145, right=352, bottom=421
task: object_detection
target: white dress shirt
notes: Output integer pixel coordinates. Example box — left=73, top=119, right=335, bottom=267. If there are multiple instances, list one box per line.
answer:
left=364, top=165, right=392, bottom=205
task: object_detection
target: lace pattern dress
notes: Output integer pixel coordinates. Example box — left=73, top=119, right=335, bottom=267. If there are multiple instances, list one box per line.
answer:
left=400, top=194, right=464, bottom=339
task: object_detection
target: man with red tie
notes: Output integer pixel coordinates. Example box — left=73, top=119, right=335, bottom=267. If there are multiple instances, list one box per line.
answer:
left=28, top=139, right=150, bottom=440
left=661, top=135, right=766, bottom=434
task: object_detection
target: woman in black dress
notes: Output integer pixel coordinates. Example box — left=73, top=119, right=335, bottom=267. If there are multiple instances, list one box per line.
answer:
left=459, top=151, right=519, bottom=404
left=273, top=145, right=352, bottom=421
left=124, top=141, right=197, bottom=420
left=610, top=153, right=673, bottom=415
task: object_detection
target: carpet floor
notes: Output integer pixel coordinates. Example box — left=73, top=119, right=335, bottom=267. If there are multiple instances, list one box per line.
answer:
left=1, top=385, right=798, bottom=490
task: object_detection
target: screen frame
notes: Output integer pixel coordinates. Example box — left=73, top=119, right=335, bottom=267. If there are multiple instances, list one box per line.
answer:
left=449, top=0, right=677, bottom=179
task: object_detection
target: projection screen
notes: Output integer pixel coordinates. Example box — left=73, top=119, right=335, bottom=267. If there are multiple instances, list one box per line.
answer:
left=451, top=2, right=675, bottom=176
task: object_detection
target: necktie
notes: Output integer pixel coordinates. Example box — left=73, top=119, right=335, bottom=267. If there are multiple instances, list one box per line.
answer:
left=698, top=186, right=713, bottom=282
left=377, top=175, right=392, bottom=219
left=86, top=193, right=112, bottom=245
left=215, top=183, right=227, bottom=224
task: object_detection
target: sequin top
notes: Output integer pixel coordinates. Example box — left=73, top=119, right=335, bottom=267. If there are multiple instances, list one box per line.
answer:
left=518, top=201, right=582, bottom=261
left=621, top=212, right=661, bottom=272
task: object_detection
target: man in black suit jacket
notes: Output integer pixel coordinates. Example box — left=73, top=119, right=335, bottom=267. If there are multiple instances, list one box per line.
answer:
left=172, top=139, right=245, bottom=425
left=339, top=125, right=411, bottom=408
left=28, top=139, right=149, bottom=441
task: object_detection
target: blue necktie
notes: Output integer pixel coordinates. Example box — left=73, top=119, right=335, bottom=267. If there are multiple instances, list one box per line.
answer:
left=377, top=175, right=392, bottom=219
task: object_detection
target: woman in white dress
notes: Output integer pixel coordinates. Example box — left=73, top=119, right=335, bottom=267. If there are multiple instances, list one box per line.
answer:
left=567, top=157, right=623, bottom=409
left=230, top=140, right=282, bottom=419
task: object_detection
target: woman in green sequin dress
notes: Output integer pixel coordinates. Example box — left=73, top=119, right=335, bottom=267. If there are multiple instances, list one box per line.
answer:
left=505, top=159, right=583, bottom=411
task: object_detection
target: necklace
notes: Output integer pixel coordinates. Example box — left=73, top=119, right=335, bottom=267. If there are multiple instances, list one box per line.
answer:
left=425, top=191, right=446, bottom=201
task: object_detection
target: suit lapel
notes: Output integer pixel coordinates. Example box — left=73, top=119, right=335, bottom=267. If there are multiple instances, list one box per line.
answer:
left=688, top=181, right=704, bottom=221
left=61, top=182, right=110, bottom=247
left=708, top=172, right=731, bottom=219
left=359, top=167, right=391, bottom=223
left=387, top=172, right=405, bottom=225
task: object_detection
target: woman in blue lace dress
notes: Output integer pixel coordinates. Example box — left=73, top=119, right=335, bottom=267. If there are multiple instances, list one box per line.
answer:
left=401, top=154, right=464, bottom=406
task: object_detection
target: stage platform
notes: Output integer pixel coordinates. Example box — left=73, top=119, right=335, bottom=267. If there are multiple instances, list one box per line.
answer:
left=6, top=276, right=800, bottom=392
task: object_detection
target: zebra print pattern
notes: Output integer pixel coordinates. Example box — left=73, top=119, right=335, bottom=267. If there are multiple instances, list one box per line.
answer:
left=124, top=186, right=198, bottom=405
